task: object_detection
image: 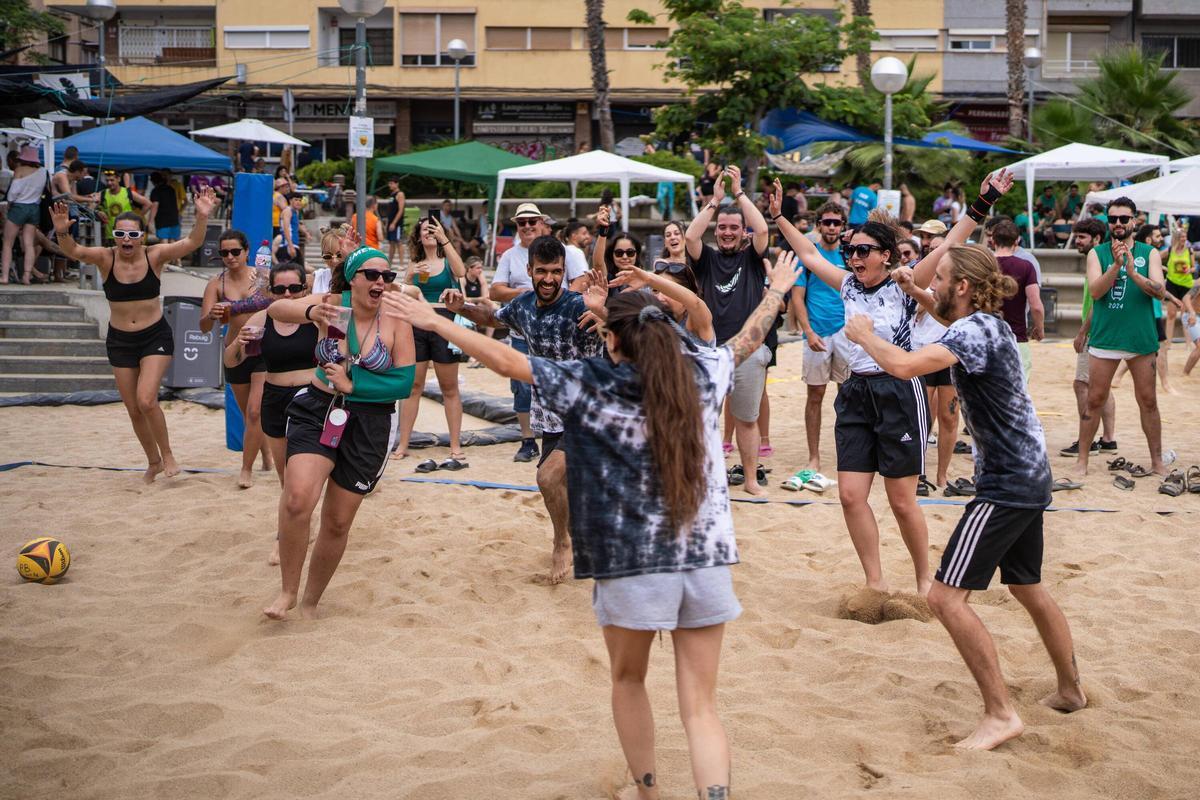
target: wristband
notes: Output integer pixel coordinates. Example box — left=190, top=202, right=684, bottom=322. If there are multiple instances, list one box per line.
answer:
left=768, top=288, right=787, bottom=302
left=596, top=224, right=612, bottom=238
left=705, top=202, right=717, bottom=212
left=771, top=213, right=783, bottom=222
left=734, top=191, right=746, bottom=201
left=966, top=202, right=988, bottom=224
left=979, top=183, right=1003, bottom=205
left=304, top=304, right=314, bottom=321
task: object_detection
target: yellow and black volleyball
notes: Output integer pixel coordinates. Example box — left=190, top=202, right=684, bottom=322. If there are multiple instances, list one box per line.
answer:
left=16, top=537, right=71, bottom=584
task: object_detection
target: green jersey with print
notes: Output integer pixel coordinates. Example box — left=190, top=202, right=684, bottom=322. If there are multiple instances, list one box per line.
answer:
left=1088, top=240, right=1158, bottom=356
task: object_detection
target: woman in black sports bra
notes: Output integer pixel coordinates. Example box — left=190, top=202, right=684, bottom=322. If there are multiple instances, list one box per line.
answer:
left=49, top=192, right=215, bottom=483
left=199, top=229, right=275, bottom=488
left=224, top=262, right=317, bottom=565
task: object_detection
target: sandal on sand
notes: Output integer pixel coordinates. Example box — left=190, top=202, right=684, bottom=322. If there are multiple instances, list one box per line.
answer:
left=1187, top=465, right=1200, bottom=494
left=1158, top=470, right=1186, bottom=497
left=727, top=464, right=745, bottom=486
left=1127, top=464, right=1153, bottom=478
left=782, top=469, right=815, bottom=491
left=758, top=444, right=775, bottom=458
left=415, top=459, right=439, bottom=473
left=804, top=472, right=835, bottom=492
left=916, top=477, right=937, bottom=497
left=1106, top=457, right=1129, bottom=472
left=953, top=440, right=973, bottom=455
left=439, top=455, right=469, bottom=471
left=722, top=442, right=734, bottom=456
left=943, top=477, right=976, bottom=497
left=1052, top=477, right=1083, bottom=491
left=1113, top=475, right=1135, bottom=491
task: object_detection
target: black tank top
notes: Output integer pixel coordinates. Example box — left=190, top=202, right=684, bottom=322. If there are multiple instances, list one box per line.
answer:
left=464, top=276, right=482, bottom=298
left=103, top=249, right=160, bottom=302
left=261, top=317, right=318, bottom=374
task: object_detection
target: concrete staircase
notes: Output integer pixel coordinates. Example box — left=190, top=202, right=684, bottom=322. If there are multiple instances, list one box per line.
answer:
left=0, top=287, right=113, bottom=393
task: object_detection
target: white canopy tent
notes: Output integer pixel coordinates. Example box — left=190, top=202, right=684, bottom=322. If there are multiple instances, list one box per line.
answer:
left=1167, top=154, right=1200, bottom=172
left=189, top=118, right=310, bottom=148
left=1085, top=170, right=1200, bottom=217
left=490, top=150, right=698, bottom=264
left=1005, top=143, right=1167, bottom=245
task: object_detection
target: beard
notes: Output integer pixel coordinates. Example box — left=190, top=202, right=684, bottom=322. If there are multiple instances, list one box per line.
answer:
left=934, top=291, right=955, bottom=321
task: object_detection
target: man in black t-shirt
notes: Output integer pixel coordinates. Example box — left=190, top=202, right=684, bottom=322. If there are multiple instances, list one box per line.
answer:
left=685, top=163, right=771, bottom=495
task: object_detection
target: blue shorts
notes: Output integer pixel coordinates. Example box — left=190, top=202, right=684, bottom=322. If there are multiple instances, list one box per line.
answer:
left=156, top=224, right=181, bottom=240
left=386, top=224, right=404, bottom=242
left=510, top=336, right=531, bottom=414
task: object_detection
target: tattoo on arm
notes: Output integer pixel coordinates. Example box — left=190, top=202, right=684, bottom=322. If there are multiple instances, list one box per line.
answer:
left=726, top=291, right=784, bottom=366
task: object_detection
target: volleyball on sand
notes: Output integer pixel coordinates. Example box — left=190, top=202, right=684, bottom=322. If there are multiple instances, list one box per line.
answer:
left=16, top=537, right=71, bottom=584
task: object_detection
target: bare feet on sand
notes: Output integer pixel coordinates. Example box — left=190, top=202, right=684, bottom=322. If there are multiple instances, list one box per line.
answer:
left=743, top=481, right=767, bottom=497
left=268, top=539, right=280, bottom=566
left=299, top=602, right=319, bottom=620
left=161, top=452, right=181, bottom=478
left=1041, top=687, right=1088, bottom=712
left=954, top=712, right=1024, bottom=751
left=143, top=459, right=163, bottom=484
left=612, top=785, right=658, bottom=800
left=263, top=592, right=297, bottom=620
left=550, top=544, right=572, bottom=584
left=238, top=468, right=254, bottom=489
left=917, top=577, right=933, bottom=598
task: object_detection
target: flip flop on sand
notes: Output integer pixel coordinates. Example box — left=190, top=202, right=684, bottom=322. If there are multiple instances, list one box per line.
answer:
left=1127, top=464, right=1153, bottom=478
left=1106, top=457, right=1129, bottom=472
left=415, top=459, right=440, bottom=473
left=1053, top=477, right=1084, bottom=491
left=781, top=469, right=815, bottom=491
left=804, top=472, right=835, bottom=492
left=1112, top=475, right=1135, bottom=491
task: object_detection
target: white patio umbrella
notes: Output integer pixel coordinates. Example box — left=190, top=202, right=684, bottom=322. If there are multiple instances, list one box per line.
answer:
left=189, top=118, right=310, bottom=148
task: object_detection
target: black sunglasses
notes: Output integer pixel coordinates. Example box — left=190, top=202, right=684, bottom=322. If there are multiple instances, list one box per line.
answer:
left=613, top=248, right=638, bottom=258
left=653, top=259, right=688, bottom=274
left=515, top=217, right=540, bottom=227
left=360, top=269, right=397, bottom=283
left=1108, top=214, right=1134, bottom=225
left=841, top=243, right=884, bottom=260
left=218, top=247, right=243, bottom=257
left=270, top=283, right=306, bottom=295
left=819, top=218, right=844, bottom=227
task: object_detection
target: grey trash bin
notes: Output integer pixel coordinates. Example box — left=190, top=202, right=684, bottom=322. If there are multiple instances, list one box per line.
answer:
left=191, top=223, right=226, bottom=268
left=644, top=234, right=665, bottom=268
left=161, top=296, right=223, bottom=389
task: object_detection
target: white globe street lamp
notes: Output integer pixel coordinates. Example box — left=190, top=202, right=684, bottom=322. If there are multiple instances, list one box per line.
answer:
left=1024, top=46, right=1043, bottom=143
left=447, top=38, right=468, bottom=141
left=84, top=0, right=117, bottom=118
left=870, top=57, right=908, bottom=191
left=337, top=0, right=387, bottom=240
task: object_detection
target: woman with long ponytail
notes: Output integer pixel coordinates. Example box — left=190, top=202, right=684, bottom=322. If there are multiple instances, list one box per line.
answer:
left=384, top=251, right=802, bottom=800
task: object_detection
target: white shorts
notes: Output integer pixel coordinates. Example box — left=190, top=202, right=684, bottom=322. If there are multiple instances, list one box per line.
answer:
left=1075, top=349, right=1090, bottom=383
left=802, top=329, right=852, bottom=386
left=1089, top=346, right=1141, bottom=361
left=729, top=344, right=770, bottom=422
left=1187, top=318, right=1200, bottom=344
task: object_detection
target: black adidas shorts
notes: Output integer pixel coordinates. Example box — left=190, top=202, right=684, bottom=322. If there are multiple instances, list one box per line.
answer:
left=261, top=382, right=303, bottom=438
left=834, top=372, right=929, bottom=478
left=106, top=317, right=174, bottom=368
left=285, top=385, right=395, bottom=495
left=935, top=499, right=1044, bottom=590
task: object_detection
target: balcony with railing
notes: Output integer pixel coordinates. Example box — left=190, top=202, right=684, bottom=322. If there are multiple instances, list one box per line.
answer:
left=117, top=25, right=216, bottom=66
left=1042, top=58, right=1101, bottom=78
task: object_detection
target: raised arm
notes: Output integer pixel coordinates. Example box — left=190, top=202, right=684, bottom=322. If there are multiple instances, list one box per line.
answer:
left=725, top=251, right=801, bottom=366
left=892, top=266, right=945, bottom=323
left=384, top=293, right=532, bottom=383
left=150, top=187, right=215, bottom=267
left=726, top=165, right=768, bottom=255
left=269, top=294, right=337, bottom=326
left=429, top=218, right=465, bottom=278
left=843, top=314, right=958, bottom=380
left=48, top=202, right=109, bottom=266
left=768, top=179, right=846, bottom=290
left=609, top=266, right=714, bottom=343
left=592, top=205, right=611, bottom=272
left=441, top=289, right=503, bottom=329
left=914, top=169, right=1014, bottom=289
left=685, top=171, right=725, bottom=261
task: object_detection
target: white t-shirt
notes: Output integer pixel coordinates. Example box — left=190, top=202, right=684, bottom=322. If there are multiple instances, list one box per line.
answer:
left=910, top=306, right=948, bottom=351
left=840, top=273, right=919, bottom=374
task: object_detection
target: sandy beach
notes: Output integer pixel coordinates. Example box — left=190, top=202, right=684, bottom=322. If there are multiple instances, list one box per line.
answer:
left=3, top=339, right=1200, bottom=799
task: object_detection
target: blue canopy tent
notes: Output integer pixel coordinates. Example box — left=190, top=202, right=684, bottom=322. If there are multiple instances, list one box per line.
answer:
left=759, top=109, right=1024, bottom=155
left=55, top=116, right=232, bottom=173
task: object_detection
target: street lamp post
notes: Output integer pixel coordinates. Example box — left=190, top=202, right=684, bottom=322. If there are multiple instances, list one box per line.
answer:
left=447, top=38, right=468, bottom=141
left=338, top=0, right=386, bottom=242
left=1024, top=46, right=1043, bottom=145
left=870, top=57, right=908, bottom=191
left=84, top=0, right=117, bottom=121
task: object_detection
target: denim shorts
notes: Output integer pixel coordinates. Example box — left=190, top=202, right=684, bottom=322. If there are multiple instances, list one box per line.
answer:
left=592, top=566, right=742, bottom=631
left=155, top=224, right=181, bottom=240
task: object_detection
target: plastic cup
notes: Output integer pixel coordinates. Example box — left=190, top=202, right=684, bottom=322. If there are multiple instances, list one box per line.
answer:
left=417, top=267, right=430, bottom=284
left=243, top=325, right=265, bottom=356
left=218, top=303, right=231, bottom=323
left=328, top=306, right=353, bottom=340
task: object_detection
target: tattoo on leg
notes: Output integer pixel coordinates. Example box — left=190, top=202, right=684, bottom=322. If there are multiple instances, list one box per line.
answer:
left=701, top=787, right=730, bottom=800
left=1080, top=413, right=1092, bottom=421
left=635, top=773, right=655, bottom=788
left=948, top=397, right=957, bottom=414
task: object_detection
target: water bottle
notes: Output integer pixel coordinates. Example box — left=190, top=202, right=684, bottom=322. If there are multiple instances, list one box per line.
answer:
left=254, top=240, right=272, bottom=269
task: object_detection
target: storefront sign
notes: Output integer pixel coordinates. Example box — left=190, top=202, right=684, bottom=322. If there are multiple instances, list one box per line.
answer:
left=474, top=101, right=574, bottom=123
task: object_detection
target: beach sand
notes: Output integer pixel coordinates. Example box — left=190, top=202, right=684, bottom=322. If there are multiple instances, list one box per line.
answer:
left=3, top=340, right=1200, bottom=799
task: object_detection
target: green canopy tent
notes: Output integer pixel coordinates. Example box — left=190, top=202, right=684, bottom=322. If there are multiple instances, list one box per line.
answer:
left=371, top=140, right=536, bottom=201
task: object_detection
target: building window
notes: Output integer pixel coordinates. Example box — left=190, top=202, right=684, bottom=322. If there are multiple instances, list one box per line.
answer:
left=338, top=26, right=394, bottom=66
left=949, top=36, right=996, bottom=51
left=764, top=8, right=837, bottom=24
left=485, top=27, right=573, bottom=50
left=1144, top=35, right=1200, bottom=69
left=873, top=31, right=938, bottom=52
left=1044, top=26, right=1109, bottom=77
left=224, top=26, right=309, bottom=49
left=601, top=28, right=668, bottom=50
left=400, top=12, right=475, bottom=66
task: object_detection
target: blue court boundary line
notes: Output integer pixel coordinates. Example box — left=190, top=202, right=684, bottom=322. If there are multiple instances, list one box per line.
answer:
left=3, top=462, right=1180, bottom=514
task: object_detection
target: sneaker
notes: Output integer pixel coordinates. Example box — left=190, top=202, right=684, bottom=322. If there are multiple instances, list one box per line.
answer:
left=1097, top=439, right=1119, bottom=454
left=513, top=438, right=540, bottom=463
left=1058, top=440, right=1099, bottom=457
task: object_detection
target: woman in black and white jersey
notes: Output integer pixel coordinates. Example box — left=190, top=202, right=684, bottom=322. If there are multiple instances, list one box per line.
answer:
left=771, top=170, right=1014, bottom=596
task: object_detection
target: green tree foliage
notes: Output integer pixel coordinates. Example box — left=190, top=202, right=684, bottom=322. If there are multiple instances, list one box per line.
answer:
left=0, top=0, right=65, bottom=65
left=627, top=0, right=874, bottom=172
left=1032, top=46, right=1195, bottom=156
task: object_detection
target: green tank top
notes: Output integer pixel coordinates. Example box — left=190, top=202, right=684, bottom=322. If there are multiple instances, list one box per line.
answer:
left=102, top=187, right=133, bottom=239
left=1166, top=248, right=1194, bottom=289
left=1089, top=240, right=1158, bottom=356
left=315, top=291, right=415, bottom=404
left=415, top=259, right=458, bottom=303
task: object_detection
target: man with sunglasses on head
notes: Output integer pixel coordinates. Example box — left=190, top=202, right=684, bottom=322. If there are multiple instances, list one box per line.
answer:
left=449, top=236, right=604, bottom=583
left=492, top=203, right=590, bottom=462
left=686, top=163, right=772, bottom=495
left=787, top=200, right=852, bottom=481
left=1070, top=197, right=1168, bottom=480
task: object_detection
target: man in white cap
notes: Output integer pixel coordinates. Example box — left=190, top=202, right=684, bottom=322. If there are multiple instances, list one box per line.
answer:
left=491, top=202, right=589, bottom=461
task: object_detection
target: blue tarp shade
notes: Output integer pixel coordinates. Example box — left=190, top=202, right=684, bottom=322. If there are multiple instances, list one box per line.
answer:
left=55, top=116, right=233, bottom=173
left=760, top=109, right=1023, bottom=155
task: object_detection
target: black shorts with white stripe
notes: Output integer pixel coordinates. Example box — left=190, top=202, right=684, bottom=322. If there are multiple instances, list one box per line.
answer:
left=935, top=499, right=1044, bottom=590
left=834, top=372, right=930, bottom=478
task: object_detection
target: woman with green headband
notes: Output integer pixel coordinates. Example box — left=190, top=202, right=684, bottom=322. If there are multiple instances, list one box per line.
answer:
left=263, top=244, right=417, bottom=621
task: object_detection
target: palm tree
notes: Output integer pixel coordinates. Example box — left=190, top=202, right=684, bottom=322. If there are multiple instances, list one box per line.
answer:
left=1032, top=47, right=1195, bottom=156
left=585, top=0, right=615, bottom=152
left=1005, top=0, right=1027, bottom=139
left=851, top=0, right=871, bottom=87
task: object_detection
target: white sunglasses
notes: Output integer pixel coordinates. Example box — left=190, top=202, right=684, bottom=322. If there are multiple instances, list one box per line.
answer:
left=112, top=229, right=145, bottom=240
